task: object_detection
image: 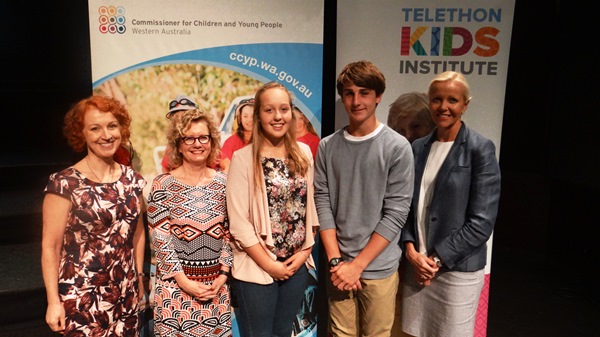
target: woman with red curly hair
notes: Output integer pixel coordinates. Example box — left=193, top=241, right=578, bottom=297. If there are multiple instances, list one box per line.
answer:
left=41, top=95, right=147, bottom=336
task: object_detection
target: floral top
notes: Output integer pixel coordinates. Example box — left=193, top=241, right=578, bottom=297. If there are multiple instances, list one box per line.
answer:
left=262, top=157, right=307, bottom=259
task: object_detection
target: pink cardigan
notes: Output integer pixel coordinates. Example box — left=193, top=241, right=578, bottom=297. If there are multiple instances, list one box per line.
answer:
left=226, top=142, right=319, bottom=284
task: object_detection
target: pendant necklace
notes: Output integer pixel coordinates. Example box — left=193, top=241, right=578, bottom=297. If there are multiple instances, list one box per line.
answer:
left=262, top=145, right=285, bottom=158
left=86, top=156, right=113, bottom=182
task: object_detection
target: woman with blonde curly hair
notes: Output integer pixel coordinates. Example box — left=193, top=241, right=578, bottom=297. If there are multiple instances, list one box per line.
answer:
left=148, top=108, right=233, bottom=337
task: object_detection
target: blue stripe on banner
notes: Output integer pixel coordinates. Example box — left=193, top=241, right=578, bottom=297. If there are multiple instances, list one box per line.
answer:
left=92, top=43, right=323, bottom=126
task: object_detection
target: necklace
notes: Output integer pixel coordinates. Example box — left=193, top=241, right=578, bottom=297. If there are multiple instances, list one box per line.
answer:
left=86, top=156, right=113, bottom=182
left=261, top=145, right=286, bottom=158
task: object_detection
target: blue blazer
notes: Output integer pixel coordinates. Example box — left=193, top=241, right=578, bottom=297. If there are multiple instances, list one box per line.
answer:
left=401, top=122, right=501, bottom=272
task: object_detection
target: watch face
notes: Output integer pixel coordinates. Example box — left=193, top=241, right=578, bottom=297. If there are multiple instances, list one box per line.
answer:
left=329, top=257, right=342, bottom=267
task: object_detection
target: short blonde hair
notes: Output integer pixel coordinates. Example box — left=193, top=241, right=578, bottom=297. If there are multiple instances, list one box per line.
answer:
left=167, top=108, right=221, bottom=169
left=429, top=71, right=472, bottom=103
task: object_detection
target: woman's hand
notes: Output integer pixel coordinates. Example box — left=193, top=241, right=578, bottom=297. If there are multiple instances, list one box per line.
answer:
left=138, top=277, right=146, bottom=301
left=137, top=275, right=148, bottom=310
left=203, top=274, right=229, bottom=300
left=45, top=302, right=66, bottom=333
left=266, top=260, right=294, bottom=281
left=175, top=274, right=213, bottom=300
left=283, top=251, right=308, bottom=273
left=405, top=243, right=439, bottom=286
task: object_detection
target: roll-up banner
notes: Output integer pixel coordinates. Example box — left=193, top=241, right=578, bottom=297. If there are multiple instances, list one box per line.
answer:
left=337, top=1, right=515, bottom=336
left=88, top=1, right=323, bottom=336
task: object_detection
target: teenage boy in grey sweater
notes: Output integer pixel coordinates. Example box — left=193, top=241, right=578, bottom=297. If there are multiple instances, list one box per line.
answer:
left=314, top=60, right=414, bottom=337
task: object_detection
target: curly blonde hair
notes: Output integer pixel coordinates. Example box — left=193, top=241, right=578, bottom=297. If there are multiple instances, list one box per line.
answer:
left=167, top=108, right=221, bottom=169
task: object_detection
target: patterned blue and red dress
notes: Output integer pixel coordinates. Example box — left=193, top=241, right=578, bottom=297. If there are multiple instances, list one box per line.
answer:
left=44, top=164, right=146, bottom=336
left=147, top=172, right=233, bottom=337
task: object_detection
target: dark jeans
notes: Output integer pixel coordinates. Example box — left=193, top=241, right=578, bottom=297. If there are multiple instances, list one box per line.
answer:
left=233, top=265, right=308, bottom=337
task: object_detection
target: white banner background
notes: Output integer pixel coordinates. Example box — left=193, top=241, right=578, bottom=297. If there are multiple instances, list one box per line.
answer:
left=89, top=1, right=324, bottom=336
left=336, top=1, right=515, bottom=336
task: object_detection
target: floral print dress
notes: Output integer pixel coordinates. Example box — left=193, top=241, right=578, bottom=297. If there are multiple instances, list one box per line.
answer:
left=147, top=172, right=233, bottom=337
left=44, top=165, right=146, bottom=337
left=262, top=157, right=308, bottom=259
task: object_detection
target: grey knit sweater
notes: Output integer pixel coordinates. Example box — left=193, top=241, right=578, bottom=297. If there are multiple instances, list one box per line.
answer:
left=314, top=125, right=414, bottom=279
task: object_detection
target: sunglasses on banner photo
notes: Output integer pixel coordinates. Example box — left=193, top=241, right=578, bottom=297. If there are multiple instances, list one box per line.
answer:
left=169, top=98, right=198, bottom=110
left=238, top=98, right=255, bottom=106
left=236, top=98, right=255, bottom=115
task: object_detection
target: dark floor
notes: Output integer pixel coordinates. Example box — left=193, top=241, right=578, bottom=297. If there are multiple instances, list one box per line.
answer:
left=486, top=246, right=600, bottom=337
left=1, top=244, right=599, bottom=337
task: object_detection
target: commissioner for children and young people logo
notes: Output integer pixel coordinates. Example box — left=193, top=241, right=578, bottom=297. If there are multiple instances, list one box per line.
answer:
left=99, top=6, right=126, bottom=34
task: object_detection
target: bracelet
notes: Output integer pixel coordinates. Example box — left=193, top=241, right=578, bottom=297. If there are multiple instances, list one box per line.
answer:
left=300, top=251, right=309, bottom=259
left=218, top=270, right=231, bottom=278
left=137, top=272, right=146, bottom=278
